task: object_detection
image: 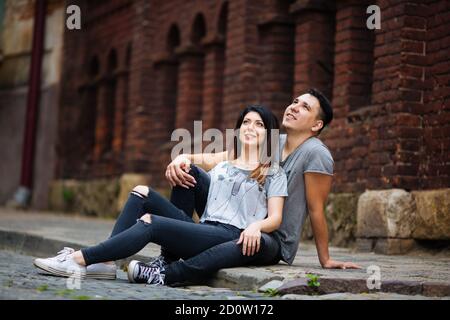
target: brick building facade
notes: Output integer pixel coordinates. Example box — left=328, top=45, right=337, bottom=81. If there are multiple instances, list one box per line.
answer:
left=2, top=0, right=447, bottom=250
left=57, top=0, right=449, bottom=194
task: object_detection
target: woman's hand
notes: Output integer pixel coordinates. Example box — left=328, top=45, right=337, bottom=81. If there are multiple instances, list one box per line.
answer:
left=237, top=223, right=262, bottom=256
left=165, top=154, right=196, bottom=188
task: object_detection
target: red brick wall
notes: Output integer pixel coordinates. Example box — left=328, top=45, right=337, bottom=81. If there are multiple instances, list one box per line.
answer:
left=57, top=0, right=450, bottom=192
left=421, top=0, right=450, bottom=189
left=57, top=0, right=134, bottom=179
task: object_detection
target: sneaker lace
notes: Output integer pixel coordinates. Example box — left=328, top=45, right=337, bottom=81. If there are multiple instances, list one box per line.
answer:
left=148, top=256, right=168, bottom=269
left=138, top=265, right=165, bottom=285
left=56, top=247, right=75, bottom=262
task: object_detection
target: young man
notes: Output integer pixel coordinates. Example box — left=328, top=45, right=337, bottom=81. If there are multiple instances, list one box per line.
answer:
left=132, top=88, right=360, bottom=285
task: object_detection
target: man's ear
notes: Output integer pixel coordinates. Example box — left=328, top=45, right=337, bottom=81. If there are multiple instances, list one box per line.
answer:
left=312, top=120, right=324, bottom=133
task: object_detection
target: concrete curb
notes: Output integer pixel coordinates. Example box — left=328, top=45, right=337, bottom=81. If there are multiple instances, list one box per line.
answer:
left=277, top=277, right=450, bottom=298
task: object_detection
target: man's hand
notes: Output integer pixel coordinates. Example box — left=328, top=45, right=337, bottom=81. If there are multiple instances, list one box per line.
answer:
left=165, top=155, right=196, bottom=188
left=237, top=223, right=262, bottom=256
left=322, top=259, right=362, bottom=270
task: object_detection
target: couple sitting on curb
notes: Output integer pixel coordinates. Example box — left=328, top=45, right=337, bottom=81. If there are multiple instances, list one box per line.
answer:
left=34, top=88, right=361, bottom=286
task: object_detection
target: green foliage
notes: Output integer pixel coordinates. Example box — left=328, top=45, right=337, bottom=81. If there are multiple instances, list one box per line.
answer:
left=55, top=289, right=75, bottom=297
left=36, top=284, right=48, bottom=292
left=62, top=188, right=75, bottom=204
left=263, top=288, right=280, bottom=297
left=3, top=280, right=14, bottom=287
left=306, top=274, right=320, bottom=288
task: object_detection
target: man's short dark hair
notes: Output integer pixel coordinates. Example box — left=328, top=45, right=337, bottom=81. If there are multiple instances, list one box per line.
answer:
left=308, top=88, right=333, bottom=134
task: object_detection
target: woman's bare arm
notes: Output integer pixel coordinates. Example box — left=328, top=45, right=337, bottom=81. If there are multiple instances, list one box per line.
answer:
left=237, top=196, right=284, bottom=256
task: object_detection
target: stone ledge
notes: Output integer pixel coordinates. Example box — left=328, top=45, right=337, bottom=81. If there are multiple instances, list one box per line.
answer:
left=412, top=189, right=450, bottom=240
left=277, top=277, right=450, bottom=297
left=357, top=238, right=416, bottom=255
left=356, top=189, right=416, bottom=239
left=48, top=174, right=152, bottom=218
left=356, top=188, right=450, bottom=254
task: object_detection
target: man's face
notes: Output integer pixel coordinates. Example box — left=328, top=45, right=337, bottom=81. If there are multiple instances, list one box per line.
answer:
left=282, top=93, right=323, bottom=134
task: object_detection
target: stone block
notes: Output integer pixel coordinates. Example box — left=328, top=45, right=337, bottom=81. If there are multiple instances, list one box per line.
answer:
left=412, top=189, right=450, bottom=240
left=117, top=173, right=151, bottom=212
left=302, top=193, right=360, bottom=247
left=258, top=280, right=285, bottom=293
left=373, top=238, right=416, bottom=255
left=278, top=277, right=371, bottom=295
left=422, top=282, right=450, bottom=297
left=49, top=178, right=120, bottom=218
left=48, top=180, right=80, bottom=212
left=357, top=189, right=416, bottom=239
left=278, top=278, right=310, bottom=295
left=76, top=179, right=120, bottom=218
left=356, top=238, right=375, bottom=252
left=381, top=280, right=422, bottom=295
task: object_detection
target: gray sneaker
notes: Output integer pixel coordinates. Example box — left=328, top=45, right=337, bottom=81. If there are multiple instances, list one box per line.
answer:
left=86, top=263, right=117, bottom=280
left=127, top=260, right=165, bottom=285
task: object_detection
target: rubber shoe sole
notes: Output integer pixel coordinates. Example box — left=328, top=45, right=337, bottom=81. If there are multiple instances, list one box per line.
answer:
left=34, top=259, right=86, bottom=279
left=34, top=260, right=116, bottom=280
left=127, top=260, right=139, bottom=283
left=86, top=272, right=116, bottom=280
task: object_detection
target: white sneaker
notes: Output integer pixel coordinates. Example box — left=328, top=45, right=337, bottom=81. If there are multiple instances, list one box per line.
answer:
left=86, top=263, right=117, bottom=280
left=34, top=247, right=86, bottom=279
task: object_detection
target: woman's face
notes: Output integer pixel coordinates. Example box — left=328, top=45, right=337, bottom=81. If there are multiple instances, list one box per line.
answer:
left=239, top=111, right=266, bottom=147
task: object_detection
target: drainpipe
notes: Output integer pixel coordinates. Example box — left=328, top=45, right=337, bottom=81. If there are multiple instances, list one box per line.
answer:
left=12, top=0, right=47, bottom=207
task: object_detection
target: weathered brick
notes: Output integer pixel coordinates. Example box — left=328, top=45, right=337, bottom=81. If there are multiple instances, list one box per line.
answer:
left=53, top=0, right=450, bottom=195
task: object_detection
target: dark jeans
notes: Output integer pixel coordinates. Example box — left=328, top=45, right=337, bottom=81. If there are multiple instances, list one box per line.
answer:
left=82, top=165, right=281, bottom=285
left=81, top=168, right=241, bottom=265
left=163, top=166, right=282, bottom=285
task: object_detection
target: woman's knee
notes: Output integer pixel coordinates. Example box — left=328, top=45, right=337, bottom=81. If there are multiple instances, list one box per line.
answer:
left=131, top=185, right=149, bottom=198
left=140, top=213, right=152, bottom=224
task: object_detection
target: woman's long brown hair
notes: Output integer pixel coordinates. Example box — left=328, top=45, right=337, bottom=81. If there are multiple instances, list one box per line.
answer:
left=229, top=105, right=280, bottom=185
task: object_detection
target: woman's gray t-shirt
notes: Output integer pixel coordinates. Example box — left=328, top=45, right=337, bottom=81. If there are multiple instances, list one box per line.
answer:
left=274, top=134, right=334, bottom=265
left=200, top=161, right=288, bottom=230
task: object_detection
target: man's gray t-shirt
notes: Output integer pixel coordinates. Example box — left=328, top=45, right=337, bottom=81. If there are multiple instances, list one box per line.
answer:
left=274, top=134, right=334, bottom=265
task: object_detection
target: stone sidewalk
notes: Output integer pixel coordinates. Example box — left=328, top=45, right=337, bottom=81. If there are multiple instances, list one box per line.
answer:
left=1, top=207, right=449, bottom=299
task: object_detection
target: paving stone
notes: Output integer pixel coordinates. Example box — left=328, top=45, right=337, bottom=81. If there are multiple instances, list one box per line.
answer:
left=381, top=280, right=423, bottom=295
left=258, top=280, right=284, bottom=293
left=422, top=282, right=450, bottom=297
left=0, top=250, right=269, bottom=300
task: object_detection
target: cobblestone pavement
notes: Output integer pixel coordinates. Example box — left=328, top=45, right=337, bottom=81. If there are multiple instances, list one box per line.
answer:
left=2, top=250, right=446, bottom=300
left=1, top=208, right=449, bottom=300
left=0, top=250, right=270, bottom=300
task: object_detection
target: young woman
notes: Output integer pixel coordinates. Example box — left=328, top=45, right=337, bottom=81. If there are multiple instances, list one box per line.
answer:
left=33, top=105, right=288, bottom=285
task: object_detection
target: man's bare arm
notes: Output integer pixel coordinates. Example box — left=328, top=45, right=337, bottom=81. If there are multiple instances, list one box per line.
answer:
left=305, top=172, right=361, bottom=269
left=166, top=152, right=228, bottom=188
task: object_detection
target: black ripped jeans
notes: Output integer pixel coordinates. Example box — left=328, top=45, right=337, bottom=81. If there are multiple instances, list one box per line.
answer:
left=162, top=168, right=282, bottom=285
left=81, top=165, right=281, bottom=285
left=81, top=166, right=241, bottom=266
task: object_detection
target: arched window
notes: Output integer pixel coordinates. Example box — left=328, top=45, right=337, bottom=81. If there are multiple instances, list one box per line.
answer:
left=191, top=14, right=206, bottom=45
left=167, top=24, right=180, bottom=53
